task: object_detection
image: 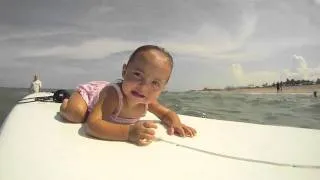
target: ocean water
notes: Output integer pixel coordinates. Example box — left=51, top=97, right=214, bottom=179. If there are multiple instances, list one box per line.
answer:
left=0, top=87, right=319, bottom=130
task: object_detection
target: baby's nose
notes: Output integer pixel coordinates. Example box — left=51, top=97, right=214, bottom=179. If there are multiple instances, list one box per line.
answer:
left=138, top=80, right=150, bottom=90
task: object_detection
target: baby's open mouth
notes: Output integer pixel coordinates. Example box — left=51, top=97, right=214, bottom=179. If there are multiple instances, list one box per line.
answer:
left=131, top=90, right=145, bottom=98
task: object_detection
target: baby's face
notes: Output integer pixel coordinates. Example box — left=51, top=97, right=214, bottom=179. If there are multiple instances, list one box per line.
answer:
left=122, top=50, right=172, bottom=104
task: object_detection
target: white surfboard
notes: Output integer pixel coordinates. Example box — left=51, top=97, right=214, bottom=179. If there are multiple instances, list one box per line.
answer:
left=0, top=92, right=320, bottom=180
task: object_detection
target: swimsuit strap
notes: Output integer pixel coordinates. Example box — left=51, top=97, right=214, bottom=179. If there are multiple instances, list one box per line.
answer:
left=109, top=83, right=148, bottom=119
left=109, top=83, right=123, bottom=118
left=145, top=103, right=149, bottom=113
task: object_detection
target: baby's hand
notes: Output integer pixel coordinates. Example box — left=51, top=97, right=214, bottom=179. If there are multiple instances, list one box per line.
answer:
left=169, top=122, right=197, bottom=137
left=162, top=118, right=197, bottom=137
left=128, top=121, right=157, bottom=146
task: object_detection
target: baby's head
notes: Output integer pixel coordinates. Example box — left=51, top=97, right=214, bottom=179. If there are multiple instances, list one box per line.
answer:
left=121, top=45, right=173, bottom=104
left=126, top=45, right=173, bottom=75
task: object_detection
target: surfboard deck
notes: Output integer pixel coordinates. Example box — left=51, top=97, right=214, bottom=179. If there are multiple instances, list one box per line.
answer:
left=1, top=92, right=320, bottom=180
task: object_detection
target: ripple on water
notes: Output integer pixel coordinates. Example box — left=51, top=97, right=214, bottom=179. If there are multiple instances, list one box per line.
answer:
left=159, top=91, right=320, bottom=130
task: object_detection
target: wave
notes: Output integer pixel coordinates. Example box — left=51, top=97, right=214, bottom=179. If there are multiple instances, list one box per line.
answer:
left=160, top=91, right=320, bottom=130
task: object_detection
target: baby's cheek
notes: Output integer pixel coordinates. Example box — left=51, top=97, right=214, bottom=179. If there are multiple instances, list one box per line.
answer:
left=147, top=92, right=161, bottom=102
left=122, top=82, right=134, bottom=92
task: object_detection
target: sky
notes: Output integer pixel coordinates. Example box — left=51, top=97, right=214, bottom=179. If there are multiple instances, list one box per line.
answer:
left=0, top=0, right=320, bottom=91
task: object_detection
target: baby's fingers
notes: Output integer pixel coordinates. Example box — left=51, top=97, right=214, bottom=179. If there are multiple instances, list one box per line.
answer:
left=137, top=139, right=152, bottom=146
left=143, top=121, right=158, bottom=129
left=183, top=125, right=197, bottom=137
left=174, top=127, right=186, bottom=137
left=140, top=133, right=155, bottom=141
left=144, top=128, right=156, bottom=136
left=137, top=134, right=154, bottom=146
left=167, top=127, right=174, bottom=135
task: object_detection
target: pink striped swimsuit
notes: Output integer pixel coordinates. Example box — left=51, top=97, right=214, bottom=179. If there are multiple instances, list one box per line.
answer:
left=76, top=81, right=147, bottom=124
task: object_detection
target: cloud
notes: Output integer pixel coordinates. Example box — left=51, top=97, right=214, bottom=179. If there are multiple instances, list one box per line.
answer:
left=231, top=64, right=245, bottom=85
left=0, top=30, right=90, bottom=42
left=232, top=55, right=320, bottom=87
left=6, top=0, right=318, bottom=65
left=21, top=11, right=258, bottom=62
left=22, top=38, right=140, bottom=60
left=292, top=54, right=309, bottom=79
left=231, top=63, right=278, bottom=86
left=281, top=54, right=320, bottom=81
left=1, top=0, right=320, bottom=89
left=4, top=0, right=260, bottom=62
left=162, top=12, right=258, bottom=60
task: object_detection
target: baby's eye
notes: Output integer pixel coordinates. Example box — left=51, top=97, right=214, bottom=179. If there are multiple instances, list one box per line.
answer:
left=133, top=72, right=141, bottom=77
left=152, top=81, right=161, bottom=88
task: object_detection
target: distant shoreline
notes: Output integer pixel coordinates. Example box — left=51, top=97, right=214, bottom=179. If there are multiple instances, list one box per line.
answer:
left=201, top=84, right=320, bottom=94
left=1, top=85, right=319, bottom=94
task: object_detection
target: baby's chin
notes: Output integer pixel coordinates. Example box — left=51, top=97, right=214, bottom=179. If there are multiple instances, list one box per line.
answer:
left=133, top=96, right=155, bottom=105
left=127, top=94, right=149, bottom=104
left=144, top=98, right=158, bottom=105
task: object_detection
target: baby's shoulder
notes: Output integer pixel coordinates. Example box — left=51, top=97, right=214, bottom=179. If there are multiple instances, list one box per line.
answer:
left=99, top=84, right=119, bottom=103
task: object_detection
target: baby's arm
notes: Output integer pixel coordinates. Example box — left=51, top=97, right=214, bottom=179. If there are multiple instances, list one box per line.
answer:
left=84, top=87, right=157, bottom=145
left=85, top=87, right=130, bottom=140
left=149, top=101, right=196, bottom=137
left=149, top=101, right=178, bottom=124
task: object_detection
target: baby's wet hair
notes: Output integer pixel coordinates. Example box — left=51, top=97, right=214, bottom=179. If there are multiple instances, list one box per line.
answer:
left=127, top=45, right=173, bottom=70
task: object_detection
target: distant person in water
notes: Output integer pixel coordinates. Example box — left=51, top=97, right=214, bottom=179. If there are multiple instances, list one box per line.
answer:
left=314, top=91, right=317, bottom=98
left=276, top=82, right=280, bottom=93
left=30, top=74, right=42, bottom=93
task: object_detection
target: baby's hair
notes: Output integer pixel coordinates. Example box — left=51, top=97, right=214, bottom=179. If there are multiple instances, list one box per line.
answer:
left=127, top=45, right=174, bottom=69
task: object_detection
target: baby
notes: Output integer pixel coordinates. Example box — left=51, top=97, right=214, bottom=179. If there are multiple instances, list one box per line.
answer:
left=60, top=45, right=196, bottom=145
